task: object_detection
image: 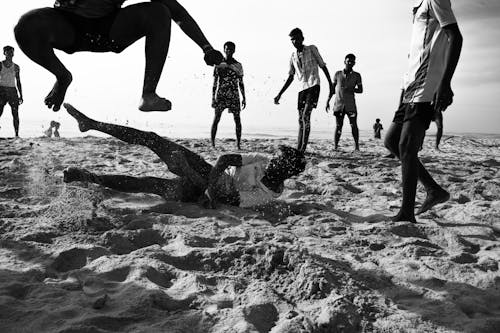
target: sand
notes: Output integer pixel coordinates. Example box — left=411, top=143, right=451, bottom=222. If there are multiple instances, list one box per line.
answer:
left=0, top=134, right=499, bottom=333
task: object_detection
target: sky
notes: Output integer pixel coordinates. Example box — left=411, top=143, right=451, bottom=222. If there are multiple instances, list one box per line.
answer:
left=1, top=0, right=500, bottom=137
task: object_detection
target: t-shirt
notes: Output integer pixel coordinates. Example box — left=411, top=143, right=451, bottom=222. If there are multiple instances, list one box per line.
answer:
left=214, top=59, right=243, bottom=101
left=54, top=0, right=125, bottom=18
left=0, top=62, right=17, bottom=88
left=332, top=70, right=362, bottom=113
left=289, top=45, right=326, bottom=91
left=223, top=153, right=282, bottom=208
left=402, top=0, right=457, bottom=103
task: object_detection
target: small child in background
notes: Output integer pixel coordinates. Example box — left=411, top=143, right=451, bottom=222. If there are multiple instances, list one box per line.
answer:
left=373, top=118, right=383, bottom=139
left=43, top=120, right=61, bottom=138
left=53, top=121, right=60, bottom=138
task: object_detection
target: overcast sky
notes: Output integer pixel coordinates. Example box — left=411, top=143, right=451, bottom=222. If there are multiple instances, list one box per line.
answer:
left=1, top=0, right=500, bottom=136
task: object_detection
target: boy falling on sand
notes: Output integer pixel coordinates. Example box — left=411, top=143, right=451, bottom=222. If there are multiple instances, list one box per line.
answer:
left=14, top=0, right=223, bottom=112
left=63, top=103, right=307, bottom=209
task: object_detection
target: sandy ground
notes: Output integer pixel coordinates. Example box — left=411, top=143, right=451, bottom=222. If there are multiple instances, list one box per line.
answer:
left=0, top=134, right=499, bottom=333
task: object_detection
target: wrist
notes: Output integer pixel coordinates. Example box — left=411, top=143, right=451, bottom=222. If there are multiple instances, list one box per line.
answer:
left=202, top=44, right=213, bottom=53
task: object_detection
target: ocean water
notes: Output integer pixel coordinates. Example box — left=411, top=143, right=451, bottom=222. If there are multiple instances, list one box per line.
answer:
left=3, top=118, right=500, bottom=141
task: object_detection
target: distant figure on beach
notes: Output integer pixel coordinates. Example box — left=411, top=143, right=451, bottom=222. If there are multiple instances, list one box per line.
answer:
left=331, top=54, right=363, bottom=151
left=0, top=46, right=23, bottom=137
left=384, top=0, right=462, bottom=222
left=274, top=28, right=334, bottom=152
left=14, top=0, right=223, bottom=112
left=373, top=119, right=383, bottom=139
left=211, top=41, right=246, bottom=150
left=44, top=120, right=61, bottom=138
left=63, top=104, right=306, bottom=209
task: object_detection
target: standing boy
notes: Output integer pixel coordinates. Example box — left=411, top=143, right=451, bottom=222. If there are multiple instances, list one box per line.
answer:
left=0, top=46, right=23, bottom=137
left=274, top=28, right=333, bottom=152
left=211, top=41, right=245, bottom=149
left=331, top=54, right=363, bottom=151
left=373, top=118, right=383, bottom=139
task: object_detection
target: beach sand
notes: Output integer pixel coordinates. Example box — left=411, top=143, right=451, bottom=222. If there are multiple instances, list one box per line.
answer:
left=0, top=134, right=499, bottom=332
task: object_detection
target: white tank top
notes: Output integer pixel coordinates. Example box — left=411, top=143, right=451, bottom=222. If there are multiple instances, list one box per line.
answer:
left=0, top=62, right=16, bottom=87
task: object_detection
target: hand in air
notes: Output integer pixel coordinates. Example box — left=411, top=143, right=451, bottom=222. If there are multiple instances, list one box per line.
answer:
left=204, top=49, right=223, bottom=66
left=274, top=95, right=281, bottom=105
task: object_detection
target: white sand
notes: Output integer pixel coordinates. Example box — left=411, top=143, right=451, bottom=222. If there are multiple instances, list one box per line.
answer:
left=0, top=134, right=499, bottom=333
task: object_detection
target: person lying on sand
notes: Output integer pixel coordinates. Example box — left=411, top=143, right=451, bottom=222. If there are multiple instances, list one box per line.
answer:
left=14, top=0, right=223, bottom=112
left=62, top=103, right=307, bottom=208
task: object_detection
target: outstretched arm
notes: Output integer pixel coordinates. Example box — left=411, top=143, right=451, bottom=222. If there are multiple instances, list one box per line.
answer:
left=206, top=154, right=242, bottom=207
left=153, top=0, right=222, bottom=65
left=15, top=65, right=23, bottom=104
left=320, top=65, right=334, bottom=111
left=434, top=23, right=463, bottom=112
left=274, top=74, right=294, bottom=104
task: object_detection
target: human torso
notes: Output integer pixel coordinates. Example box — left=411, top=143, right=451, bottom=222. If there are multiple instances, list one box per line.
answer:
left=290, top=45, right=324, bottom=91
left=54, top=0, right=125, bottom=18
left=224, top=154, right=282, bottom=208
left=333, top=70, right=361, bottom=113
left=214, top=59, right=243, bottom=100
left=403, top=0, right=457, bottom=103
left=0, top=61, right=17, bottom=88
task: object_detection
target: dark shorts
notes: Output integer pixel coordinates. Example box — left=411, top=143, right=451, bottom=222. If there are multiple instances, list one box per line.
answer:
left=0, top=87, right=19, bottom=107
left=392, top=102, right=434, bottom=130
left=334, top=108, right=357, bottom=124
left=56, top=8, right=123, bottom=53
left=297, top=85, right=320, bottom=110
left=214, top=97, right=241, bottom=114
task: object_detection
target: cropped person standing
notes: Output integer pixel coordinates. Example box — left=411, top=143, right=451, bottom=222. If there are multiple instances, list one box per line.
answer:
left=0, top=46, right=23, bottom=137
left=384, top=0, right=462, bottom=222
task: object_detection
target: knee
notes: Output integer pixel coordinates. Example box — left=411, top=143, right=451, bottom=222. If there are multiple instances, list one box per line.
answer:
left=145, top=2, right=172, bottom=29
left=384, top=135, right=397, bottom=153
left=15, top=8, right=52, bottom=42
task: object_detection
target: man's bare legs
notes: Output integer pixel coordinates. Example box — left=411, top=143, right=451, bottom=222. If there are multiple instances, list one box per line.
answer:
left=110, top=3, right=172, bottom=111
left=15, top=3, right=221, bottom=112
left=297, top=103, right=313, bottom=152
left=63, top=167, right=182, bottom=200
left=350, top=118, right=360, bottom=151
left=211, top=108, right=223, bottom=148
left=334, top=115, right=343, bottom=150
left=12, top=106, right=19, bottom=137
left=64, top=103, right=212, bottom=180
left=233, top=112, right=242, bottom=150
left=14, top=8, right=74, bottom=111
left=385, top=120, right=450, bottom=222
left=0, top=103, right=20, bottom=137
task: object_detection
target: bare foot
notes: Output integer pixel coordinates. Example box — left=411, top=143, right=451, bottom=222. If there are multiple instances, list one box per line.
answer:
left=391, top=212, right=417, bottom=223
left=139, top=93, right=172, bottom=112
left=63, top=103, right=94, bottom=132
left=417, top=189, right=450, bottom=215
left=45, top=73, right=72, bottom=112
